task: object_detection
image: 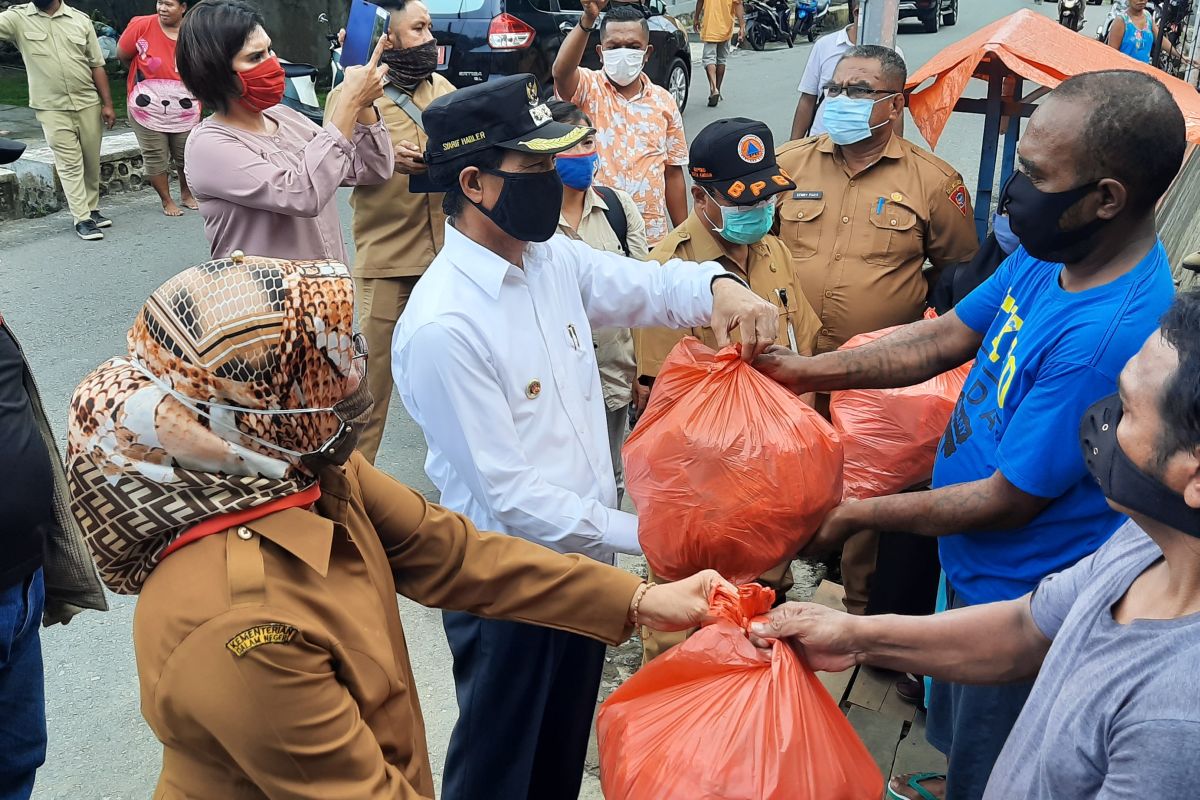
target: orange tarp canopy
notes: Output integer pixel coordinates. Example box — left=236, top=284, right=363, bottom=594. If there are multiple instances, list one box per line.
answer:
left=906, top=9, right=1200, bottom=149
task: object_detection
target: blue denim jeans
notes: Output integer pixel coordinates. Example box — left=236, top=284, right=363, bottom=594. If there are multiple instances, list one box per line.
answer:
left=0, top=569, right=46, bottom=800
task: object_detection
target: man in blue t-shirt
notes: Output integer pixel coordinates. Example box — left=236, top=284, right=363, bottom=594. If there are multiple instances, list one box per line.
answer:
left=750, top=288, right=1200, bottom=800
left=756, top=69, right=1184, bottom=800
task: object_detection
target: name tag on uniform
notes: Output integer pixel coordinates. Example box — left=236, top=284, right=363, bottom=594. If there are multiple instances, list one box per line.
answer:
left=793, top=191, right=823, bottom=200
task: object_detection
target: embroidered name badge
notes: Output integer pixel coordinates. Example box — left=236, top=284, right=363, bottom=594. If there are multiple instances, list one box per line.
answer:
left=226, top=623, right=298, bottom=657
left=792, top=191, right=823, bottom=200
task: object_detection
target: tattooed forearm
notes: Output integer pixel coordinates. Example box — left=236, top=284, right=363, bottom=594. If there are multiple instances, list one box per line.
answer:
left=797, top=313, right=981, bottom=393
left=857, top=472, right=1052, bottom=538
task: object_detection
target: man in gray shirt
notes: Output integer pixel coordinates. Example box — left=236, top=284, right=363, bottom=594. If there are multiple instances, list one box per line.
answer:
left=751, top=288, right=1200, bottom=799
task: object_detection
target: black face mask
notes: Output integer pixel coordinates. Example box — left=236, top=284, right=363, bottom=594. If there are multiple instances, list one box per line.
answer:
left=1002, top=170, right=1105, bottom=263
left=1080, top=393, right=1200, bottom=537
left=471, top=167, right=563, bottom=243
left=299, top=378, right=374, bottom=475
left=33, top=0, right=55, bottom=9
left=380, top=40, right=439, bottom=86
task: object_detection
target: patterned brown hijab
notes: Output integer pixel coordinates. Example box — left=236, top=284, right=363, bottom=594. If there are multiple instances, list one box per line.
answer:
left=67, top=255, right=358, bottom=595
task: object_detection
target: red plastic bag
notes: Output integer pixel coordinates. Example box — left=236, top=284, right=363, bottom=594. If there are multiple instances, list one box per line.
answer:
left=623, top=338, right=842, bottom=583
left=598, top=584, right=884, bottom=800
left=830, top=315, right=972, bottom=501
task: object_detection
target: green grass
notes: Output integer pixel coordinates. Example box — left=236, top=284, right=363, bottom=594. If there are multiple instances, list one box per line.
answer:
left=0, top=64, right=128, bottom=117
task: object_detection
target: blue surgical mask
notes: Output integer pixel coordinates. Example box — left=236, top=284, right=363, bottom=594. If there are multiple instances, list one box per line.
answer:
left=555, top=152, right=599, bottom=191
left=992, top=211, right=1019, bottom=255
left=823, top=93, right=896, bottom=146
left=705, top=193, right=777, bottom=245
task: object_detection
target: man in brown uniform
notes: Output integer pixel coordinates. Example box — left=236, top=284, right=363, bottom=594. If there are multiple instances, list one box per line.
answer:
left=636, top=118, right=823, bottom=660
left=325, top=0, right=455, bottom=463
left=776, top=45, right=978, bottom=614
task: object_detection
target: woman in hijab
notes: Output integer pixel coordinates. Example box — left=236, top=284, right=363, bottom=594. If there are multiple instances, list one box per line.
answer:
left=66, top=255, right=724, bottom=799
left=178, top=0, right=393, bottom=261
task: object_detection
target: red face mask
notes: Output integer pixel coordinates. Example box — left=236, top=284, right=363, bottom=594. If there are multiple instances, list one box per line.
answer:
left=237, top=56, right=285, bottom=113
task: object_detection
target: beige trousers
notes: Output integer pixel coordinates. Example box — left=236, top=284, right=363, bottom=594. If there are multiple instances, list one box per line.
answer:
left=128, top=115, right=189, bottom=177
left=356, top=275, right=420, bottom=464
left=36, top=106, right=102, bottom=223
left=840, top=529, right=879, bottom=616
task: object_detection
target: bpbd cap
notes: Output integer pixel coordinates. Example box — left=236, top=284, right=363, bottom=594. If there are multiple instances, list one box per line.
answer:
left=423, top=74, right=593, bottom=165
left=689, top=118, right=795, bottom=205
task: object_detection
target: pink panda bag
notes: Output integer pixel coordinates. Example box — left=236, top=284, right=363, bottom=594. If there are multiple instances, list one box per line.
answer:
left=129, top=73, right=201, bottom=134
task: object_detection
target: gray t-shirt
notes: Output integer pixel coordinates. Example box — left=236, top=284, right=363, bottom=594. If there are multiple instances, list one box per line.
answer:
left=985, top=520, right=1200, bottom=799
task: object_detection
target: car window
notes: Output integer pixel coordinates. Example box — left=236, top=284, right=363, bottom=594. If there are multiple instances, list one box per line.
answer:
left=559, top=0, right=583, bottom=11
left=529, top=0, right=555, bottom=10
left=425, top=0, right=489, bottom=13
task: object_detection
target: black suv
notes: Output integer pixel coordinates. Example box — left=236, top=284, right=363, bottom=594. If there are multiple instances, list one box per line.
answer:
left=429, top=0, right=692, bottom=110
left=898, top=0, right=958, bottom=33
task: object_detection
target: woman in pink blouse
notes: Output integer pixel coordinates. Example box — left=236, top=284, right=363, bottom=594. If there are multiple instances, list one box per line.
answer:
left=177, top=0, right=394, bottom=262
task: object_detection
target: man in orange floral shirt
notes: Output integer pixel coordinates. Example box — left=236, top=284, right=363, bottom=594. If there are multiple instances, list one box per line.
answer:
left=553, top=0, right=689, bottom=245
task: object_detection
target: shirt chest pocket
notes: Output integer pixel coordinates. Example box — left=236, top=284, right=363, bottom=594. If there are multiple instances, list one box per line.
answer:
left=564, top=322, right=596, bottom=402
left=777, top=198, right=826, bottom=260
left=21, top=30, right=52, bottom=57
left=864, top=200, right=921, bottom=267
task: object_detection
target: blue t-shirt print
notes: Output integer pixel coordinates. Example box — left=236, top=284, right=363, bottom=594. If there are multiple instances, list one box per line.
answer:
left=932, top=242, right=1174, bottom=606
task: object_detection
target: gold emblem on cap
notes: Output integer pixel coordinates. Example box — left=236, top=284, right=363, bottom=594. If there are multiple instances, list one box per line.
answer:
left=526, top=380, right=542, bottom=399
left=891, top=192, right=903, bottom=202
left=527, top=81, right=539, bottom=106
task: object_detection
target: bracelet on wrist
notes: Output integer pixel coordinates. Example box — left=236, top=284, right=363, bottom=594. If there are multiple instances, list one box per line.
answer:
left=629, top=580, right=656, bottom=629
left=579, top=18, right=596, bottom=31
left=711, top=272, right=750, bottom=291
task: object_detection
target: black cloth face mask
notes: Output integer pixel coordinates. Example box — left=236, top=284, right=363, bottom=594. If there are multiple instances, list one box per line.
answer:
left=300, top=378, right=374, bottom=475
left=471, top=167, right=564, bottom=243
left=1002, top=170, right=1105, bottom=263
left=381, top=41, right=439, bottom=86
left=1080, top=392, right=1200, bottom=537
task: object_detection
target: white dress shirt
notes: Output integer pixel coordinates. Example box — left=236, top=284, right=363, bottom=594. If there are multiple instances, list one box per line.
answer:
left=392, top=223, right=723, bottom=562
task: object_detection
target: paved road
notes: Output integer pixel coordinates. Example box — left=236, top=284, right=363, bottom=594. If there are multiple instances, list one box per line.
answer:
left=1, top=2, right=1054, bottom=797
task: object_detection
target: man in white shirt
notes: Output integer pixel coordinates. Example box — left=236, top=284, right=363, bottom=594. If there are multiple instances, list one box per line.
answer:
left=790, top=0, right=904, bottom=139
left=391, top=73, right=777, bottom=800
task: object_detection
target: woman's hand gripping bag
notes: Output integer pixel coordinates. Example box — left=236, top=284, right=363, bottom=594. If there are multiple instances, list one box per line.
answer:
left=597, top=584, right=884, bottom=800
left=830, top=314, right=973, bottom=501
left=623, top=338, right=842, bottom=584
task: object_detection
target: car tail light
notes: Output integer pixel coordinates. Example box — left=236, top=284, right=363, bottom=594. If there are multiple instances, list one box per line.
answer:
left=488, top=13, right=536, bottom=49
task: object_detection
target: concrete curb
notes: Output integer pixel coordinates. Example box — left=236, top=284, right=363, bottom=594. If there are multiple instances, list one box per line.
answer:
left=2, top=131, right=146, bottom=220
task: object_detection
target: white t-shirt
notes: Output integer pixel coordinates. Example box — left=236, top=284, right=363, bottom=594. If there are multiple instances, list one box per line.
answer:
left=796, top=26, right=905, bottom=136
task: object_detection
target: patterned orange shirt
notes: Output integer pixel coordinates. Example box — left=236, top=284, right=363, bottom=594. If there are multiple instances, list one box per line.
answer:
left=564, top=69, right=689, bottom=245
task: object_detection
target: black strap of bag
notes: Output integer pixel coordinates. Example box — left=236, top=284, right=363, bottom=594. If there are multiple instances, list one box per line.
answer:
left=595, top=185, right=630, bottom=256
left=383, top=84, right=424, bottom=130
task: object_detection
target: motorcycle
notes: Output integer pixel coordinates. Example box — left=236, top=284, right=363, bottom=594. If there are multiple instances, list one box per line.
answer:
left=318, top=12, right=347, bottom=90
left=794, top=0, right=830, bottom=43
left=280, top=14, right=346, bottom=126
left=1059, top=0, right=1085, bottom=32
left=742, top=0, right=794, bottom=50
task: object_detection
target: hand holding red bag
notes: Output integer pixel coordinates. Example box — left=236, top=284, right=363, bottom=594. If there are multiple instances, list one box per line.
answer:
left=598, top=584, right=884, bottom=800
left=623, top=338, right=843, bottom=583
left=830, top=312, right=973, bottom=501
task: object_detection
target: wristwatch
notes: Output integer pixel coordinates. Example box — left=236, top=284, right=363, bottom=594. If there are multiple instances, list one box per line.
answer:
left=711, top=273, right=750, bottom=291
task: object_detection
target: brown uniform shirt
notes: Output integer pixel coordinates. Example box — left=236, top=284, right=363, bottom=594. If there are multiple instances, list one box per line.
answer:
left=635, top=212, right=823, bottom=378
left=133, top=452, right=640, bottom=799
left=325, top=75, right=456, bottom=279
left=775, top=133, right=979, bottom=353
left=0, top=2, right=105, bottom=112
